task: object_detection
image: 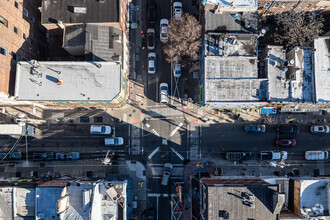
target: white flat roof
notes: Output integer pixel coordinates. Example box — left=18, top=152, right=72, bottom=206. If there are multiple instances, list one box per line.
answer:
left=204, top=0, right=257, bottom=7
left=299, top=179, right=329, bottom=217
left=266, top=46, right=290, bottom=101
left=314, top=37, right=330, bottom=103
left=15, top=61, right=121, bottom=101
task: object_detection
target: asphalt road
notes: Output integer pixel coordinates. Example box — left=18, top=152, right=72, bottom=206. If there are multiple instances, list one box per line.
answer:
left=0, top=124, right=131, bottom=156
left=201, top=123, right=330, bottom=160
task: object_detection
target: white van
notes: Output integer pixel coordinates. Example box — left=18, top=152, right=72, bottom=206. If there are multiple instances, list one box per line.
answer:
left=161, top=163, right=173, bottom=186
left=305, top=151, right=328, bottom=160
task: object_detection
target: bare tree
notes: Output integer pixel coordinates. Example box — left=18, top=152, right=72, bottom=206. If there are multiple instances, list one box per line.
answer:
left=274, top=12, right=324, bottom=51
left=163, top=13, right=202, bottom=65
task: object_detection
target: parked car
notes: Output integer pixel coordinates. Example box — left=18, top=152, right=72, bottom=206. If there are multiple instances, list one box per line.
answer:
left=160, top=19, right=169, bottom=42
left=225, top=152, right=251, bottom=161
left=277, top=124, right=299, bottom=135
left=41, top=152, right=54, bottom=160
left=310, top=125, right=329, bottom=133
left=173, top=56, right=181, bottom=78
left=90, top=125, right=111, bottom=135
left=260, top=151, right=287, bottom=160
left=244, top=125, right=266, bottom=133
left=275, top=138, right=296, bottom=147
left=10, top=152, right=22, bottom=159
left=173, top=2, right=182, bottom=20
left=305, top=151, right=328, bottom=160
left=147, top=28, right=155, bottom=50
left=104, top=137, right=124, bottom=146
left=67, top=152, right=80, bottom=160
left=148, top=52, right=156, bottom=74
left=147, top=1, right=156, bottom=23
left=161, top=163, right=173, bottom=186
left=159, top=83, right=169, bottom=104
left=0, top=153, right=7, bottom=159
left=56, top=153, right=67, bottom=160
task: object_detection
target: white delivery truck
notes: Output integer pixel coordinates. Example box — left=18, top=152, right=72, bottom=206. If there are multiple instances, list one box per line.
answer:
left=0, top=124, right=35, bottom=136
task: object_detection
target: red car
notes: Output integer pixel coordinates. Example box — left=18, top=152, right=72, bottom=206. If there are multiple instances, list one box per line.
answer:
left=275, top=138, right=296, bottom=147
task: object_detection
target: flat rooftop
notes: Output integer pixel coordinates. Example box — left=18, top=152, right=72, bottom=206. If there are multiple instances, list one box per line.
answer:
left=205, top=11, right=258, bottom=33
left=287, top=47, right=314, bottom=102
left=314, top=37, right=330, bottom=103
left=202, top=181, right=280, bottom=220
left=203, top=0, right=258, bottom=7
left=91, top=181, right=127, bottom=219
left=266, top=46, right=290, bottom=102
left=0, top=187, right=36, bottom=219
left=63, top=24, right=123, bottom=62
left=205, top=33, right=257, bottom=56
left=204, top=56, right=267, bottom=103
left=15, top=61, right=121, bottom=101
left=61, top=182, right=93, bottom=220
left=36, top=187, right=63, bottom=220
left=299, top=179, right=329, bottom=217
left=41, top=0, right=119, bottom=24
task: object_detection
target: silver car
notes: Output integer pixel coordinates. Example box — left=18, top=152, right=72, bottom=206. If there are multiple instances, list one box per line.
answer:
left=161, top=163, right=173, bottom=186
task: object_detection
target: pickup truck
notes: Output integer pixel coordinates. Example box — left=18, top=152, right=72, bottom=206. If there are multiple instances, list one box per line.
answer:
left=225, top=152, right=251, bottom=161
left=260, top=151, right=287, bottom=160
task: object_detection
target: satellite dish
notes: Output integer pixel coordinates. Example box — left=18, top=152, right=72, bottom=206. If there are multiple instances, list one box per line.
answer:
left=17, top=113, right=25, bottom=118
left=18, top=122, right=26, bottom=127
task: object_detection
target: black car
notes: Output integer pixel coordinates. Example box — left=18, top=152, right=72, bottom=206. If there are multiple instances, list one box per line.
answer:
left=277, top=124, right=299, bottom=135
left=148, top=1, right=156, bottom=23
left=147, top=28, right=155, bottom=50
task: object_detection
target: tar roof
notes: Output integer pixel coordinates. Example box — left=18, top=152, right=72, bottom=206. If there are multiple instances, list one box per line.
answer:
left=63, top=24, right=123, bottom=62
left=204, top=56, right=267, bottom=103
left=203, top=182, right=280, bottom=220
left=36, top=187, right=63, bottom=220
left=41, top=0, right=120, bottom=24
left=287, top=47, right=314, bottom=102
left=266, top=46, right=290, bottom=102
left=205, top=11, right=258, bottom=33
left=203, top=0, right=258, bottom=7
left=314, top=37, right=330, bottom=103
left=299, top=179, right=329, bottom=217
left=15, top=61, right=121, bottom=101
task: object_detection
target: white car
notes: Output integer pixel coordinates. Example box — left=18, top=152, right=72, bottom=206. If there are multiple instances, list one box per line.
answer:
left=90, top=125, right=111, bottom=135
left=310, top=125, right=330, bottom=133
left=160, top=19, right=169, bottom=42
left=173, top=56, right=181, bottom=77
left=148, top=52, right=156, bottom=74
left=173, top=2, right=182, bottom=20
left=161, top=163, right=173, bottom=186
left=104, top=137, right=124, bottom=146
left=160, top=83, right=169, bottom=104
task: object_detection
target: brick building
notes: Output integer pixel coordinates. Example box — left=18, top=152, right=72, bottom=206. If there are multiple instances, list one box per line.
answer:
left=257, top=0, right=330, bottom=15
left=0, top=0, right=45, bottom=95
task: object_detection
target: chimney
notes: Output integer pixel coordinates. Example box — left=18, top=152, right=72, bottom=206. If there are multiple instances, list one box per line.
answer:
left=56, top=79, right=63, bottom=85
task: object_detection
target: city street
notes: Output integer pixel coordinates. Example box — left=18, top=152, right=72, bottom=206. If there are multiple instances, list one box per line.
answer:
left=201, top=124, right=330, bottom=160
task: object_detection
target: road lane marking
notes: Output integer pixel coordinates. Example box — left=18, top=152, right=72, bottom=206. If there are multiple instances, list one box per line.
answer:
left=169, top=122, right=183, bottom=137
left=148, top=146, right=160, bottom=159
left=151, top=129, right=160, bottom=137
left=170, top=147, right=184, bottom=160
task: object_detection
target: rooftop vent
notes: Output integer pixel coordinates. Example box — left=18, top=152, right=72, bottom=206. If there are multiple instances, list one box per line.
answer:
left=74, top=7, right=87, bottom=14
